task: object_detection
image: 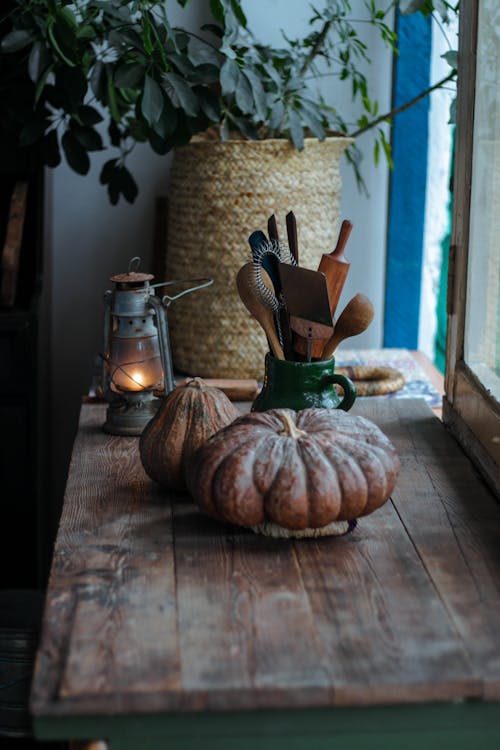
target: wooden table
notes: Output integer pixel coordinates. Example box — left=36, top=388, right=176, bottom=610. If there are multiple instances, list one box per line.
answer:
left=31, top=398, right=500, bottom=749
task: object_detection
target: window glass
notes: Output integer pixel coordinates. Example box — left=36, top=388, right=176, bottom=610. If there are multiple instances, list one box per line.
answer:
left=465, top=0, right=500, bottom=399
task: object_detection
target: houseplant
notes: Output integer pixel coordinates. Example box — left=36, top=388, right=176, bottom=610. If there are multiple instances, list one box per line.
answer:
left=0, top=0, right=458, bottom=377
left=1, top=0, right=457, bottom=202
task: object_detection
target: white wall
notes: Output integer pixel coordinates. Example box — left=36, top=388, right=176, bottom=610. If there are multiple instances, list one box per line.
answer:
left=46, top=0, right=393, bottom=508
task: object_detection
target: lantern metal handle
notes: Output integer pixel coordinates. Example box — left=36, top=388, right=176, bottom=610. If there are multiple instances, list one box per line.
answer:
left=151, top=277, right=213, bottom=308
left=128, top=256, right=141, bottom=273
left=147, top=294, right=176, bottom=396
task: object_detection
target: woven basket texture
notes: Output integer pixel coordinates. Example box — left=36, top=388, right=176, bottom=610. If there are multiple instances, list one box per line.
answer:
left=166, top=136, right=351, bottom=379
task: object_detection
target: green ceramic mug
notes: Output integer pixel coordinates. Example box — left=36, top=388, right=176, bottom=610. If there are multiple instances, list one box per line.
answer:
left=252, top=354, right=356, bottom=413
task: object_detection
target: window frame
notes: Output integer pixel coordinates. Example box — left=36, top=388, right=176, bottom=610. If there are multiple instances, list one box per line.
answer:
left=444, top=0, right=500, bottom=494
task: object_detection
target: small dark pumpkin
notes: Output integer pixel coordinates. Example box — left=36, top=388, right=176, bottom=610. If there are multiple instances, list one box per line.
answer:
left=187, top=408, right=400, bottom=533
left=139, top=378, right=240, bottom=491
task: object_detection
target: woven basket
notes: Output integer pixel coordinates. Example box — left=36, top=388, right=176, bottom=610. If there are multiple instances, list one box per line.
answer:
left=166, top=136, right=352, bottom=379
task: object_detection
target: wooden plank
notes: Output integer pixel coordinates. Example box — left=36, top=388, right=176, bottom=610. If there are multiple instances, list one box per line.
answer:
left=172, top=501, right=332, bottom=709
left=0, top=181, right=29, bottom=307
left=31, top=405, right=181, bottom=711
left=295, top=500, right=477, bottom=706
left=364, top=398, right=500, bottom=699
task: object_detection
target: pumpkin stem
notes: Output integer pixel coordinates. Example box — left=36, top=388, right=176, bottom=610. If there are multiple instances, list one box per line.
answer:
left=276, top=410, right=307, bottom=440
left=185, top=377, right=207, bottom=389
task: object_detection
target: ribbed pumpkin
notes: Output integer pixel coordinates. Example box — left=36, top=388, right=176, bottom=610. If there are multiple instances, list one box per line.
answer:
left=187, top=408, right=400, bottom=533
left=139, top=378, right=240, bottom=491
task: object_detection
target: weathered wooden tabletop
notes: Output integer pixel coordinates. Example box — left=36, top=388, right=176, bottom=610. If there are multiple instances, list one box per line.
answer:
left=31, top=398, right=500, bottom=748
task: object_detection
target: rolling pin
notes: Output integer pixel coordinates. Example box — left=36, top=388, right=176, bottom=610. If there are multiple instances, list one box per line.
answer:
left=295, top=220, right=353, bottom=359
left=177, top=377, right=260, bottom=402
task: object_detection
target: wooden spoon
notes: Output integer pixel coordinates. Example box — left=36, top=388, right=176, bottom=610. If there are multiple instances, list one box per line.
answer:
left=236, top=263, right=285, bottom=360
left=321, top=293, right=374, bottom=359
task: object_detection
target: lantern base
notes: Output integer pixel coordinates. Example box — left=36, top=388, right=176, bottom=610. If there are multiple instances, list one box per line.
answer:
left=103, top=392, right=160, bottom=436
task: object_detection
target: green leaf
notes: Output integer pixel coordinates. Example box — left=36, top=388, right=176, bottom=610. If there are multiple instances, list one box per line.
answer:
left=268, top=100, right=285, bottom=130
left=115, top=63, right=145, bottom=89
left=209, top=0, right=225, bottom=24
left=235, top=73, right=253, bottom=114
left=117, top=166, right=138, bottom=204
left=100, top=158, right=118, bottom=185
left=300, top=106, right=325, bottom=140
left=77, top=25, right=96, bottom=41
left=188, top=63, right=220, bottom=85
left=1, top=30, right=32, bottom=53
left=263, top=62, right=282, bottom=87
left=55, top=67, right=87, bottom=111
left=142, top=75, right=164, bottom=125
left=47, top=14, right=78, bottom=67
left=77, top=105, right=103, bottom=126
left=163, top=72, right=199, bottom=117
left=42, top=129, right=61, bottom=168
left=235, top=117, right=259, bottom=140
left=62, top=130, right=90, bottom=175
left=108, top=120, right=121, bottom=147
left=151, top=95, right=177, bottom=138
left=106, top=71, right=122, bottom=122
left=91, top=62, right=105, bottom=99
left=229, top=0, right=247, bottom=28
left=287, top=109, right=304, bottom=150
left=441, top=50, right=458, bottom=69
left=197, top=89, right=221, bottom=122
left=200, top=23, right=224, bottom=39
left=244, top=71, right=267, bottom=121
left=28, top=41, right=51, bottom=83
left=379, top=128, right=393, bottom=169
left=188, top=38, right=221, bottom=67
left=20, top=119, right=48, bottom=147
left=374, top=137, right=380, bottom=166
left=34, top=65, right=53, bottom=105
left=71, top=124, right=103, bottom=151
left=220, top=58, right=239, bottom=95
left=168, top=52, right=196, bottom=78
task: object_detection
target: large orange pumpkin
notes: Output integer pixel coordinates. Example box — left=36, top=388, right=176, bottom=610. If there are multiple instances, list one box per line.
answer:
left=187, top=408, right=400, bottom=534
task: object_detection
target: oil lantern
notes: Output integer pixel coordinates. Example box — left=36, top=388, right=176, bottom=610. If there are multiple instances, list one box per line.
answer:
left=101, top=258, right=212, bottom=435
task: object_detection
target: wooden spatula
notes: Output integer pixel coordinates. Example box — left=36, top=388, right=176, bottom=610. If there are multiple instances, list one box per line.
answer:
left=321, top=293, right=375, bottom=359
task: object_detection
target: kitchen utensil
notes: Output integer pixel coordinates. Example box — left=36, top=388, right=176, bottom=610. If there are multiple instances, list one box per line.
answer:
left=267, top=214, right=279, bottom=244
left=176, top=377, right=260, bottom=402
left=236, top=263, right=285, bottom=360
left=286, top=211, right=299, bottom=265
left=321, top=293, right=375, bottom=359
left=248, top=231, right=279, bottom=285
left=294, top=218, right=353, bottom=359
left=249, top=231, right=294, bottom=359
left=317, top=219, right=352, bottom=315
left=253, top=264, right=278, bottom=313
left=278, top=263, right=334, bottom=361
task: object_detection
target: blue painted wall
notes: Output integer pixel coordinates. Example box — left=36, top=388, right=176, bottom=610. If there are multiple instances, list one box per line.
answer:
left=384, top=11, right=432, bottom=348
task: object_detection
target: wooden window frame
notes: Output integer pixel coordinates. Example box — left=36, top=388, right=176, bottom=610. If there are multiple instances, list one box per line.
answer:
left=444, top=0, right=500, bottom=494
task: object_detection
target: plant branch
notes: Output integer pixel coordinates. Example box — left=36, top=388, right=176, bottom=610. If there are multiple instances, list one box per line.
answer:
left=349, top=69, right=457, bottom=138
left=299, top=18, right=333, bottom=76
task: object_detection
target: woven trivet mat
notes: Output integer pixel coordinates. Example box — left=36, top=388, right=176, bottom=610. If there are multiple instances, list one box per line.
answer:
left=250, top=519, right=357, bottom=538
left=336, top=365, right=406, bottom=396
